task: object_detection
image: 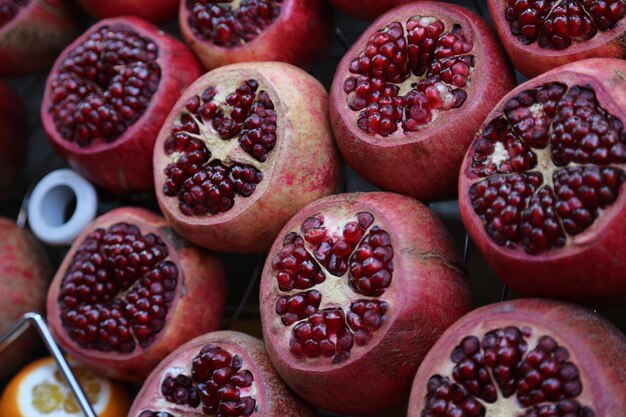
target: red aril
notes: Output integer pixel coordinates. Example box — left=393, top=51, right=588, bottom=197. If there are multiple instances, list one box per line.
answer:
left=41, top=17, right=203, bottom=194
left=330, top=1, right=515, bottom=202
left=128, top=331, right=315, bottom=417
left=0, top=81, right=27, bottom=200
left=329, top=0, right=415, bottom=21
left=46, top=207, right=227, bottom=381
left=260, top=192, right=472, bottom=416
left=153, top=61, right=341, bottom=253
left=459, top=58, right=626, bottom=306
left=408, top=299, right=626, bottom=417
left=75, top=0, right=179, bottom=24
left=488, top=0, right=626, bottom=78
left=179, top=0, right=334, bottom=70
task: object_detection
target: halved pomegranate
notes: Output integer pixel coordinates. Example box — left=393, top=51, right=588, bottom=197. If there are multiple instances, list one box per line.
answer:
left=46, top=207, right=227, bottom=381
left=488, top=0, right=626, bottom=77
left=0, top=81, right=27, bottom=200
left=459, top=58, right=626, bottom=306
left=330, top=2, right=515, bottom=202
left=76, top=0, right=179, bottom=23
left=41, top=17, right=203, bottom=194
left=153, top=61, right=341, bottom=253
left=260, top=192, right=472, bottom=416
left=329, top=0, right=414, bottom=21
left=408, top=299, right=626, bottom=417
left=128, top=331, right=315, bottom=417
left=179, top=0, right=334, bottom=70
left=0, top=0, right=81, bottom=76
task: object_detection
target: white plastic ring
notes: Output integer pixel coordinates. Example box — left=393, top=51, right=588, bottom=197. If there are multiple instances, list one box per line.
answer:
left=28, top=169, right=97, bottom=246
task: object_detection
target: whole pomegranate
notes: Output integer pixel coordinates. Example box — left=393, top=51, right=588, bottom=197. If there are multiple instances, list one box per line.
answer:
left=330, top=2, right=515, bottom=202
left=41, top=17, right=203, bottom=194
left=0, top=81, right=27, bottom=200
left=153, top=61, right=341, bottom=253
left=76, top=0, right=179, bottom=23
left=46, top=207, right=227, bottom=381
left=329, top=0, right=415, bottom=21
left=459, top=58, right=626, bottom=306
left=260, top=192, right=472, bottom=416
left=488, top=0, right=626, bottom=78
left=179, top=0, right=334, bottom=70
left=0, top=0, right=81, bottom=76
left=408, top=299, right=626, bottom=417
left=128, top=331, right=315, bottom=417
left=0, top=218, right=51, bottom=382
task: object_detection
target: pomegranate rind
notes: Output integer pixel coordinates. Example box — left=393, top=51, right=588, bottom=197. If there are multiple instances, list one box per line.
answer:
left=179, top=0, right=334, bottom=70
left=260, top=192, right=472, bottom=416
left=127, top=330, right=315, bottom=417
left=329, top=0, right=415, bottom=21
left=488, top=0, right=626, bottom=78
left=0, top=81, right=27, bottom=199
left=459, top=58, right=626, bottom=306
left=330, top=1, right=515, bottom=202
left=40, top=16, right=203, bottom=195
left=46, top=207, right=227, bottom=381
left=76, top=0, right=179, bottom=23
left=407, top=299, right=626, bottom=417
left=154, top=61, right=341, bottom=253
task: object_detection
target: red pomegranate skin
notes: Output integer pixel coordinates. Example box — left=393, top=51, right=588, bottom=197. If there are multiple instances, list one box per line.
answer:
left=154, top=62, right=341, bottom=253
left=459, top=58, right=626, bottom=306
left=329, top=0, right=416, bottom=20
left=76, top=0, right=179, bottom=23
left=330, top=2, right=515, bottom=202
left=179, top=0, right=334, bottom=70
left=408, top=299, right=626, bottom=417
left=0, top=0, right=81, bottom=76
left=0, top=81, right=27, bottom=199
left=41, top=17, right=203, bottom=195
left=488, top=0, right=626, bottom=78
left=260, top=192, right=472, bottom=416
left=46, top=207, right=227, bottom=381
left=0, top=218, right=51, bottom=382
left=128, top=331, right=315, bottom=417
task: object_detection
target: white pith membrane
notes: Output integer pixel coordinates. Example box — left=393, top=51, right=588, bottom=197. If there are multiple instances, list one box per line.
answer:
left=270, top=206, right=399, bottom=367
left=419, top=325, right=595, bottom=417
left=467, top=81, right=626, bottom=254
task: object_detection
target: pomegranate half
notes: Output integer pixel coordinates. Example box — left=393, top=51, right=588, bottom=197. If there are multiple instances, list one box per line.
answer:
left=0, top=81, right=27, bottom=200
left=459, top=58, right=626, bottom=306
left=128, top=331, right=315, bottom=417
left=329, top=0, right=415, bottom=21
left=46, top=207, right=227, bottom=381
left=153, top=61, right=341, bottom=253
left=179, top=0, right=334, bottom=70
left=41, top=17, right=203, bottom=194
left=488, top=0, right=626, bottom=78
left=260, top=192, right=472, bottom=416
left=0, top=0, right=81, bottom=76
left=408, top=299, right=626, bottom=417
left=76, top=0, right=179, bottom=24
left=330, top=1, right=515, bottom=202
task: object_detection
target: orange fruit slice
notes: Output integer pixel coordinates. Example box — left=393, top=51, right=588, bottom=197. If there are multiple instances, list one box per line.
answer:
left=0, top=356, right=131, bottom=417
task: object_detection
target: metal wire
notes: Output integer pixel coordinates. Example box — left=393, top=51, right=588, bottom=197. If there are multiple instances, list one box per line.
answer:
left=226, top=254, right=266, bottom=329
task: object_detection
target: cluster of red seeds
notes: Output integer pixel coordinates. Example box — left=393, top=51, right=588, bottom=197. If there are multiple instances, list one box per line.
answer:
left=0, top=0, right=27, bottom=27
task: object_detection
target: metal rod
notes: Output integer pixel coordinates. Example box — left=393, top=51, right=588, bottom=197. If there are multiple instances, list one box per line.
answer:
left=0, top=313, right=97, bottom=417
left=334, top=27, right=351, bottom=52
left=499, top=283, right=508, bottom=301
left=463, top=234, right=470, bottom=264
left=226, top=254, right=266, bottom=329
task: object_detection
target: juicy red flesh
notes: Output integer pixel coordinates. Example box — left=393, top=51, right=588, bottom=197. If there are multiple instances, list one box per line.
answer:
left=0, top=0, right=27, bottom=27
left=48, top=24, right=161, bottom=147
left=186, top=0, right=282, bottom=47
left=159, top=344, right=257, bottom=416
left=469, top=82, right=626, bottom=254
left=421, top=326, right=595, bottom=417
left=57, top=223, right=178, bottom=353
left=344, top=16, right=474, bottom=136
left=505, top=0, right=626, bottom=50
left=272, top=212, right=394, bottom=363
left=163, top=80, right=274, bottom=217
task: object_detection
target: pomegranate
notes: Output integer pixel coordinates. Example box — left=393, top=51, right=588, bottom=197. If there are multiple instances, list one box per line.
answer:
left=259, top=192, right=472, bottom=416
left=179, top=0, right=334, bottom=71
left=329, top=0, right=414, bottom=21
left=0, top=81, right=27, bottom=200
left=330, top=2, right=515, bottom=202
left=41, top=17, right=203, bottom=194
left=488, top=0, right=626, bottom=78
left=75, top=0, right=179, bottom=24
left=128, top=331, right=315, bottom=417
left=46, top=207, right=227, bottom=381
left=153, top=61, right=341, bottom=253
left=0, top=0, right=81, bottom=76
left=407, top=299, right=626, bottom=417
left=459, top=58, right=626, bottom=306
left=0, top=218, right=51, bottom=382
